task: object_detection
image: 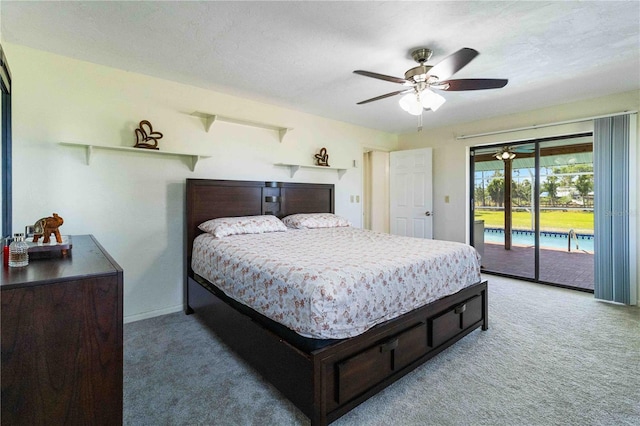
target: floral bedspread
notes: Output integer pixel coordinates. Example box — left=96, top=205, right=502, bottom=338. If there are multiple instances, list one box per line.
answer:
left=192, top=227, right=481, bottom=339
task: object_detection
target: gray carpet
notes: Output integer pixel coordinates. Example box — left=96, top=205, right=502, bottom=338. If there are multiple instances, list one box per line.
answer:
left=124, top=276, right=640, bottom=425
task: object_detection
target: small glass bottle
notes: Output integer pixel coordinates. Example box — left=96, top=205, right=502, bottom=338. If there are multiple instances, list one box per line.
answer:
left=9, top=233, right=29, bottom=268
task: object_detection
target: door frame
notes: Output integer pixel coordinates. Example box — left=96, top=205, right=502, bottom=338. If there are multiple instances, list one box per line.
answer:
left=1, top=44, right=12, bottom=237
left=362, top=147, right=391, bottom=233
left=469, top=132, right=594, bottom=292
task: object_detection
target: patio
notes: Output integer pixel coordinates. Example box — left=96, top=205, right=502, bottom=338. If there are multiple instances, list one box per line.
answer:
left=481, top=242, right=594, bottom=291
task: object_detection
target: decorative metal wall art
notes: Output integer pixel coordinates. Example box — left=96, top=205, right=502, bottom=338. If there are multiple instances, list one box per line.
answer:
left=134, top=120, right=163, bottom=150
left=314, top=147, right=330, bottom=167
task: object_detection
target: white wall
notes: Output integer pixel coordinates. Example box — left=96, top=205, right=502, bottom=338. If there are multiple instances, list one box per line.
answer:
left=5, top=43, right=398, bottom=321
left=397, top=90, right=640, bottom=302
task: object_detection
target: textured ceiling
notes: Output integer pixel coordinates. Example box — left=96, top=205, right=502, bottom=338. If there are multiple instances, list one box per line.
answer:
left=2, top=1, right=639, bottom=134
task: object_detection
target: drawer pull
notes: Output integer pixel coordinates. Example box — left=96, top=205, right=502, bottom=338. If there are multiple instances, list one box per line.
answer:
left=454, top=303, right=467, bottom=314
left=380, top=338, right=399, bottom=353
left=264, top=196, right=281, bottom=202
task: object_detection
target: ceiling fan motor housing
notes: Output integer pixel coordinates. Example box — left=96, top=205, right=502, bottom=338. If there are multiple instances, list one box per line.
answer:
left=405, top=65, right=434, bottom=83
left=406, top=48, right=437, bottom=83
left=411, top=48, right=433, bottom=63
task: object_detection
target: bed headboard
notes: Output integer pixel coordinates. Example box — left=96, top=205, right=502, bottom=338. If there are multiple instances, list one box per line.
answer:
left=185, top=178, right=335, bottom=285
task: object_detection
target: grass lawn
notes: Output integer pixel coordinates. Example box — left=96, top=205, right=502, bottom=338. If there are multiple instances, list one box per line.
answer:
left=475, top=209, right=594, bottom=234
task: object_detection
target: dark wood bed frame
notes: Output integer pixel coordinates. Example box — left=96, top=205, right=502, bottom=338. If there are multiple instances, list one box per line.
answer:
left=185, top=178, right=488, bottom=426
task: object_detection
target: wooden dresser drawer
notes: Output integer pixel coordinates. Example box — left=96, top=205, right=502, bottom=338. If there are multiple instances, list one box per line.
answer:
left=429, top=294, right=482, bottom=348
left=336, top=321, right=427, bottom=404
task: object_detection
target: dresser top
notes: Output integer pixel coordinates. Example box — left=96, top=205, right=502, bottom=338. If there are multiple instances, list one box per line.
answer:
left=1, top=235, right=122, bottom=290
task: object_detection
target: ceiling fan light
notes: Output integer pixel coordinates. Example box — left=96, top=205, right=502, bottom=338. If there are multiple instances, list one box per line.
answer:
left=494, top=150, right=516, bottom=161
left=420, top=89, right=446, bottom=111
left=399, top=93, right=423, bottom=115
left=408, top=103, right=423, bottom=115
left=398, top=93, right=413, bottom=112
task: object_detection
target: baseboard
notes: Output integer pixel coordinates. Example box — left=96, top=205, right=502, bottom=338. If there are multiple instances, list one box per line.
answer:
left=124, top=304, right=183, bottom=324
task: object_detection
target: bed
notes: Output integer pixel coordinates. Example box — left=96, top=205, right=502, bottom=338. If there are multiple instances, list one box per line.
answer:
left=185, top=178, right=488, bottom=425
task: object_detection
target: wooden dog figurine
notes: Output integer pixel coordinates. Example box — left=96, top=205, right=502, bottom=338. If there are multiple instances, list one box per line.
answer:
left=32, top=213, right=64, bottom=244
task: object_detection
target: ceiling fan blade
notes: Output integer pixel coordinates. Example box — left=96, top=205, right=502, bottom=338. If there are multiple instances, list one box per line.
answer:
left=513, top=147, right=535, bottom=153
left=356, top=89, right=414, bottom=105
left=433, top=78, right=508, bottom=91
left=353, top=70, right=412, bottom=85
left=428, top=48, right=479, bottom=81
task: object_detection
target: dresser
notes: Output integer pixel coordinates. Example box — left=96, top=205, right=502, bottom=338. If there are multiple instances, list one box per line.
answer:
left=1, top=235, right=123, bottom=425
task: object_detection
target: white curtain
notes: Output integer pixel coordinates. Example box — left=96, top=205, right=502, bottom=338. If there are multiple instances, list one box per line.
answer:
left=593, top=114, right=637, bottom=304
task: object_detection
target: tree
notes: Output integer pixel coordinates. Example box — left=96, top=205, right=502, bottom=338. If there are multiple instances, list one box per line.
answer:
left=474, top=185, right=487, bottom=206
left=553, top=164, right=593, bottom=175
left=552, top=164, right=593, bottom=206
left=513, top=179, right=531, bottom=207
left=487, top=174, right=504, bottom=207
left=575, top=174, right=593, bottom=207
left=542, top=176, right=560, bottom=206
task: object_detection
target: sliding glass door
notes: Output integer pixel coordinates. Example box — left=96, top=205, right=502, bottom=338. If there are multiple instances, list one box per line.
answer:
left=471, top=134, right=594, bottom=291
left=473, top=142, right=536, bottom=279
left=537, top=138, right=594, bottom=289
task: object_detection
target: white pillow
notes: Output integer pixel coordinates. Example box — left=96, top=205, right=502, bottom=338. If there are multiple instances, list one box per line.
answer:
left=198, top=215, right=287, bottom=238
left=282, top=213, right=351, bottom=229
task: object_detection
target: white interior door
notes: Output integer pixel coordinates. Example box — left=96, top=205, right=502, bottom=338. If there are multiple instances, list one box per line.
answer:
left=390, top=148, right=433, bottom=238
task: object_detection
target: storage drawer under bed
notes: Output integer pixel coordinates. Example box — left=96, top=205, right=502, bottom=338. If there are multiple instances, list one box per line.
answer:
left=332, top=292, right=484, bottom=407
left=336, top=321, right=428, bottom=404
left=429, top=294, right=483, bottom=348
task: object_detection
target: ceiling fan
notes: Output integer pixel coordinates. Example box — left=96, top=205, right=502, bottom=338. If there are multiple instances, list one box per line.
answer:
left=354, top=47, right=508, bottom=115
left=493, top=145, right=534, bottom=160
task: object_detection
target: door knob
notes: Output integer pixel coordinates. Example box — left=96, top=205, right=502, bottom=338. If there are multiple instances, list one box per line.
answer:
left=425, top=211, right=432, bottom=216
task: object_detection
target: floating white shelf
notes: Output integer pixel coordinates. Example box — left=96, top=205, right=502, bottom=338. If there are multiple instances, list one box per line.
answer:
left=274, top=163, right=348, bottom=180
left=59, top=142, right=211, bottom=172
left=191, top=112, right=292, bottom=142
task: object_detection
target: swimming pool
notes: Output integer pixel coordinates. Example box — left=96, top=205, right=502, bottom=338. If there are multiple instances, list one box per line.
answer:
left=484, top=228, right=594, bottom=252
